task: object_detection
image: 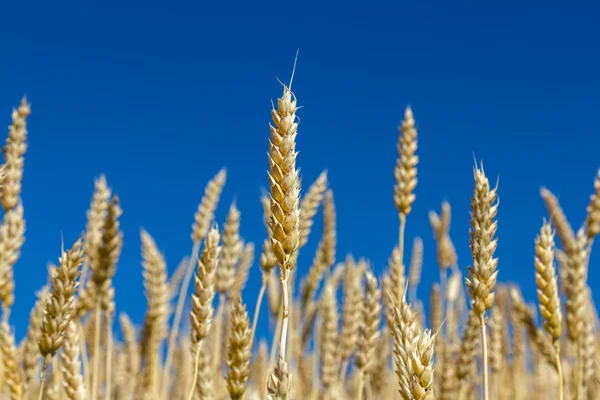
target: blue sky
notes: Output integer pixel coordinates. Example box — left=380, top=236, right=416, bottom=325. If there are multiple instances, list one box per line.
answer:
left=1, top=1, right=599, bottom=340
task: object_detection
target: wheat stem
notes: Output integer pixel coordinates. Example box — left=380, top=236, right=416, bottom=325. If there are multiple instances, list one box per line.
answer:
left=104, top=313, right=113, bottom=400
left=398, top=214, right=406, bottom=302
left=356, top=369, right=365, bottom=400
left=38, top=356, right=50, bottom=400
left=556, top=352, right=564, bottom=400
left=278, top=271, right=291, bottom=361
left=480, top=313, right=490, bottom=400
left=187, top=343, right=202, bottom=400
left=91, top=302, right=102, bottom=400
left=80, top=326, right=90, bottom=396
left=250, top=277, right=268, bottom=347
left=269, top=304, right=283, bottom=367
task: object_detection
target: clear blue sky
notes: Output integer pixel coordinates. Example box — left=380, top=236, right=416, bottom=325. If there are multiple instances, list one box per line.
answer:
left=1, top=1, right=599, bottom=340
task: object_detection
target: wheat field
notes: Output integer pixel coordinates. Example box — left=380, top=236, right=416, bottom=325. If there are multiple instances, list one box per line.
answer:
left=0, top=66, right=598, bottom=400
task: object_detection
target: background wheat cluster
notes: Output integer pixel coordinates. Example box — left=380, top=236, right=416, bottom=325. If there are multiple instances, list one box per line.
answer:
left=0, top=66, right=598, bottom=400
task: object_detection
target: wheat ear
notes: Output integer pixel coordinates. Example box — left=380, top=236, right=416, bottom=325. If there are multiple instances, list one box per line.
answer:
left=298, top=170, right=328, bottom=248
left=389, top=289, right=418, bottom=400
left=80, top=175, right=111, bottom=303
left=188, top=226, right=221, bottom=400
left=1, top=97, right=30, bottom=212
left=0, top=202, right=25, bottom=319
left=355, top=269, right=381, bottom=400
left=118, top=313, right=140, bottom=398
left=540, top=187, right=576, bottom=250
left=585, top=169, right=600, bottom=243
left=408, top=237, right=423, bottom=305
left=138, top=230, right=169, bottom=399
left=225, top=296, right=252, bottom=399
left=1, top=321, right=22, bottom=400
left=61, top=321, right=85, bottom=400
left=267, top=77, right=301, bottom=371
left=39, top=238, right=84, bottom=400
left=21, top=286, right=49, bottom=394
left=320, top=283, right=339, bottom=395
left=266, top=354, right=290, bottom=400
left=410, top=328, right=436, bottom=400
left=217, top=201, right=243, bottom=295
left=532, top=221, right=564, bottom=398
left=466, top=162, right=499, bottom=400
left=339, top=259, right=362, bottom=381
